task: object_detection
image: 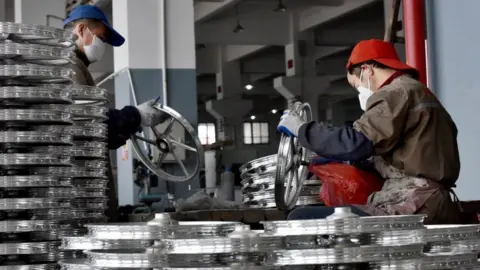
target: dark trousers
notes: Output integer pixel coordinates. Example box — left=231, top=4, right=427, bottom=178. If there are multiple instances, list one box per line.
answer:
left=287, top=206, right=370, bottom=220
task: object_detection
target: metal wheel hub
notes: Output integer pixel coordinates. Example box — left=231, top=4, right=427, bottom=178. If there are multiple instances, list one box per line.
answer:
left=275, top=102, right=313, bottom=210
left=131, top=103, right=204, bottom=182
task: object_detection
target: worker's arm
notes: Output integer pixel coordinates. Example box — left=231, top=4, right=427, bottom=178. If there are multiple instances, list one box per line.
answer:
left=106, top=106, right=141, bottom=150
left=106, top=98, right=168, bottom=150
left=298, top=123, right=373, bottom=161
left=279, top=88, right=409, bottom=161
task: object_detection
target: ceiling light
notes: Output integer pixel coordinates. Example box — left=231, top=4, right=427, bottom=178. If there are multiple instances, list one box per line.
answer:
left=250, top=115, right=256, bottom=120
left=274, top=0, right=287, bottom=12
left=271, top=109, right=277, bottom=114
left=245, top=84, right=253, bottom=90
left=233, top=24, right=244, bottom=33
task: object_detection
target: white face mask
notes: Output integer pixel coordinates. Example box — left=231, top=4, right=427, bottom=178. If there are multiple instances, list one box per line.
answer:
left=357, top=70, right=373, bottom=111
left=80, top=27, right=105, bottom=63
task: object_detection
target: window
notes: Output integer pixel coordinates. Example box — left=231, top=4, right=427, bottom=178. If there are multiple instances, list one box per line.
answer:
left=243, top=122, right=269, bottom=144
left=197, top=123, right=216, bottom=145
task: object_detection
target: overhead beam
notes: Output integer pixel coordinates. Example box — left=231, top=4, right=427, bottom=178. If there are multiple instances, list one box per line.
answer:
left=300, top=0, right=377, bottom=31
left=195, top=0, right=242, bottom=23
left=225, top=45, right=268, bottom=62
left=315, top=46, right=351, bottom=60
left=195, top=17, right=290, bottom=45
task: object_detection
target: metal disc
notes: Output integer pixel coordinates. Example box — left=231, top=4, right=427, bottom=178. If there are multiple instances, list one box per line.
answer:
left=70, top=85, right=108, bottom=106
left=85, top=249, right=162, bottom=268
left=0, top=175, right=72, bottom=188
left=66, top=122, right=107, bottom=139
left=60, top=237, right=153, bottom=250
left=0, top=65, right=73, bottom=83
left=86, top=223, right=165, bottom=240
left=0, top=40, right=74, bottom=65
left=0, top=198, right=71, bottom=210
left=0, top=153, right=71, bottom=166
left=0, top=109, right=72, bottom=124
left=131, top=104, right=204, bottom=182
left=0, top=131, right=73, bottom=146
left=275, top=102, right=312, bottom=210
left=0, top=85, right=72, bottom=105
left=70, top=105, right=108, bottom=121
left=0, top=22, right=76, bottom=47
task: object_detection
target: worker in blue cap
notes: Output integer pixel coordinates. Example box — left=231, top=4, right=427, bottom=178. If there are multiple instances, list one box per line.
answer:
left=64, top=5, right=167, bottom=220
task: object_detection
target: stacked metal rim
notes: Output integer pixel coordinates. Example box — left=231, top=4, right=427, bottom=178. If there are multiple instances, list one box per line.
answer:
left=68, top=85, right=109, bottom=220
left=261, top=207, right=428, bottom=269
left=59, top=214, right=276, bottom=269
left=417, top=224, right=480, bottom=269
left=0, top=22, right=86, bottom=267
left=239, top=154, right=322, bottom=208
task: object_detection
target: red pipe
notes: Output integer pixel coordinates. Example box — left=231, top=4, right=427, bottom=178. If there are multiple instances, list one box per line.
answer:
left=403, top=0, right=427, bottom=85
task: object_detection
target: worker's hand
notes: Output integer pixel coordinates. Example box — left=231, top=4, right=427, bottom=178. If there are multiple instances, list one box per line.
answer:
left=136, top=98, right=169, bottom=127
left=277, top=110, right=306, bottom=137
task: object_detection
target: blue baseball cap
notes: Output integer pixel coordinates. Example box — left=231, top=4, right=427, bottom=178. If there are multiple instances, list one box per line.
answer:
left=64, top=5, right=125, bottom=47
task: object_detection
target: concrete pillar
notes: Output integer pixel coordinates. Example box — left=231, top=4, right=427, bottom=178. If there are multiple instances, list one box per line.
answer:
left=425, top=0, right=480, bottom=200
left=112, top=0, right=197, bottom=205
left=14, top=0, right=65, bottom=27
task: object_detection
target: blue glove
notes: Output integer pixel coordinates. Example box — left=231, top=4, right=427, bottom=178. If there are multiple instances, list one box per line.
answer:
left=277, top=110, right=306, bottom=137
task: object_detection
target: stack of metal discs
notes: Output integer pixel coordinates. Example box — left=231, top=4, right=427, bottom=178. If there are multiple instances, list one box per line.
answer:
left=240, top=154, right=322, bottom=208
left=416, top=224, right=480, bottom=269
left=261, top=207, right=427, bottom=269
left=67, top=85, right=109, bottom=220
left=0, top=22, right=86, bottom=267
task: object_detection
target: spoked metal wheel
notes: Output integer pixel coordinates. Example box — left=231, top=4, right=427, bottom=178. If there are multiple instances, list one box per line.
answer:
left=130, top=104, right=204, bottom=182
left=275, top=102, right=313, bottom=210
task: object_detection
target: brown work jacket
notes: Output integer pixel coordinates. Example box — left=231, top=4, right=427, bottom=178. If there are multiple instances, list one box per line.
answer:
left=71, top=50, right=118, bottom=222
left=353, top=74, right=461, bottom=224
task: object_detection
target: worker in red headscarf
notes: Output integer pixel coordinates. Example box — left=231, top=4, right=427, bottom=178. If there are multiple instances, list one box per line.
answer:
left=278, top=39, right=461, bottom=224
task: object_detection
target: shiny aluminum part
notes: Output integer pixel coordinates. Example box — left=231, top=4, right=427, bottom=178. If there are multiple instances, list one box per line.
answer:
left=268, top=244, right=424, bottom=265
left=86, top=223, right=165, bottom=240
left=61, top=236, right=153, bottom=250
left=0, top=131, right=73, bottom=145
left=244, top=195, right=320, bottom=209
left=72, top=179, right=108, bottom=189
left=72, top=160, right=107, bottom=168
left=85, top=249, right=163, bottom=268
left=424, top=224, right=480, bottom=242
left=70, top=85, right=108, bottom=106
left=66, top=122, right=107, bottom=139
left=0, top=220, right=64, bottom=233
left=26, top=187, right=73, bottom=198
left=0, top=264, right=58, bottom=270
left=370, top=259, right=423, bottom=270
left=168, top=221, right=240, bottom=238
left=0, top=109, right=72, bottom=124
left=0, top=154, right=71, bottom=166
left=421, top=252, right=479, bottom=269
left=33, top=144, right=107, bottom=159
left=27, top=250, right=86, bottom=263
left=362, top=229, right=426, bottom=245
left=131, top=104, right=204, bottom=183
left=59, top=259, right=90, bottom=270
left=0, top=65, right=73, bottom=83
left=71, top=187, right=107, bottom=198
left=70, top=105, right=108, bottom=121
left=275, top=102, right=313, bottom=210
left=30, top=228, right=87, bottom=241
left=241, top=176, right=321, bottom=190
left=0, top=22, right=76, bottom=47
left=0, top=241, right=59, bottom=255
left=427, top=238, right=480, bottom=253
left=0, top=40, right=74, bottom=65
left=25, top=208, right=103, bottom=220
left=0, top=198, right=71, bottom=210
left=0, top=85, right=72, bottom=105
left=0, top=176, right=71, bottom=187
left=159, top=235, right=284, bottom=254
left=32, top=166, right=107, bottom=179
left=162, top=268, right=266, bottom=270
left=239, top=154, right=277, bottom=175
left=71, top=198, right=108, bottom=209
left=261, top=214, right=425, bottom=236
